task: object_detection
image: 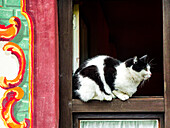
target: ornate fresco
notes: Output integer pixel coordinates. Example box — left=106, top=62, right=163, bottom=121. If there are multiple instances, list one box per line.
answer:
left=0, top=0, right=33, bottom=127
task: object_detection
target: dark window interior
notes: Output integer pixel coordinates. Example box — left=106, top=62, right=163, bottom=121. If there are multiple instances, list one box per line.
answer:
left=77, top=0, right=163, bottom=96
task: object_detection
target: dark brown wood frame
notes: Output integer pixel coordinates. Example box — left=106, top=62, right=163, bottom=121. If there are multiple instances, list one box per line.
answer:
left=58, top=0, right=170, bottom=128
left=163, top=0, right=170, bottom=127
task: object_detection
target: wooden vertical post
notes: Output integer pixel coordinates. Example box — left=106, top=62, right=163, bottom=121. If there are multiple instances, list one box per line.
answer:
left=163, top=0, right=170, bottom=128
left=58, top=0, right=73, bottom=128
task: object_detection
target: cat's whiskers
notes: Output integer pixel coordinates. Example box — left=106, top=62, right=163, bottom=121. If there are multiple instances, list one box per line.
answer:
left=148, top=58, right=157, bottom=67
left=148, top=58, right=154, bottom=64
left=139, top=80, right=145, bottom=88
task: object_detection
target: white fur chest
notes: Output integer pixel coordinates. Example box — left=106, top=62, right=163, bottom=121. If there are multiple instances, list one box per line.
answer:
left=114, top=63, right=141, bottom=96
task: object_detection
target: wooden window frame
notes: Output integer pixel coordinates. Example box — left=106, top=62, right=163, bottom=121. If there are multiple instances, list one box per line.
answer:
left=58, top=0, right=170, bottom=128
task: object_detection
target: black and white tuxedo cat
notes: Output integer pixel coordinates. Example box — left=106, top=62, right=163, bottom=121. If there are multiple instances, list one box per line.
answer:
left=73, top=55, right=152, bottom=102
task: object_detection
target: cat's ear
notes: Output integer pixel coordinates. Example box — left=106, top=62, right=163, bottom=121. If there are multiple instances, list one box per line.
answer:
left=133, top=56, right=138, bottom=64
left=140, top=55, right=148, bottom=63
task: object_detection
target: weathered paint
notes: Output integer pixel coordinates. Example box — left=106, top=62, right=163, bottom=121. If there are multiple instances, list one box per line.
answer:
left=26, top=0, right=59, bottom=128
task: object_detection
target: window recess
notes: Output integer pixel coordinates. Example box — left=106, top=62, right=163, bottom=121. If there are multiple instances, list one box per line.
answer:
left=58, top=0, right=170, bottom=128
left=73, top=0, right=164, bottom=96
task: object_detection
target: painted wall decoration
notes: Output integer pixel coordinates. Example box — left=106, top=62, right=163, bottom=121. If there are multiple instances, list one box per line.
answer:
left=0, top=0, right=33, bottom=128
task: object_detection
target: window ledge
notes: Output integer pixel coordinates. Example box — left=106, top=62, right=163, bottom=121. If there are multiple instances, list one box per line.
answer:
left=72, top=96, right=164, bottom=113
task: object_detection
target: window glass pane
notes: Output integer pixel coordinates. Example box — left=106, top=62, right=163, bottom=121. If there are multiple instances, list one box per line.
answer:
left=80, top=120, right=159, bottom=128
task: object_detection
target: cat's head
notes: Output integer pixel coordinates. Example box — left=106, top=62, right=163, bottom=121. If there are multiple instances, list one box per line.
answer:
left=125, top=55, right=152, bottom=80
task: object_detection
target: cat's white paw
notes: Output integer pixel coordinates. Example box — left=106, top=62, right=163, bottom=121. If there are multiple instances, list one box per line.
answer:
left=92, top=92, right=105, bottom=101
left=104, top=95, right=112, bottom=101
left=118, top=94, right=129, bottom=101
left=112, top=90, right=129, bottom=101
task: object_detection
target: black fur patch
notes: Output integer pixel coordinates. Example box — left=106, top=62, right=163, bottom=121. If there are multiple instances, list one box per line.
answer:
left=74, top=62, right=87, bottom=74
left=125, top=58, right=148, bottom=72
left=132, top=60, right=147, bottom=72
left=80, top=65, right=110, bottom=95
left=104, top=57, right=120, bottom=91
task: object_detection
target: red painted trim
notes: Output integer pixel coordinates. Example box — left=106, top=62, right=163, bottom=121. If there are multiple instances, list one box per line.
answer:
left=26, top=0, right=59, bottom=127
left=0, top=24, right=13, bottom=29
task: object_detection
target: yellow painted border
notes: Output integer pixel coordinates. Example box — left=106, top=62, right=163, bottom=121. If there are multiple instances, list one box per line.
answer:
left=20, top=0, right=34, bottom=128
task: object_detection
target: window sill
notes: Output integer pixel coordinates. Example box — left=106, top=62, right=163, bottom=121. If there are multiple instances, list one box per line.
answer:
left=72, top=96, right=164, bottom=113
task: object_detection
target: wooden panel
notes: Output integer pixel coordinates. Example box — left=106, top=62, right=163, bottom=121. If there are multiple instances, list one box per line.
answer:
left=163, top=0, right=170, bottom=128
left=58, top=0, right=73, bottom=128
left=72, top=97, right=164, bottom=113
